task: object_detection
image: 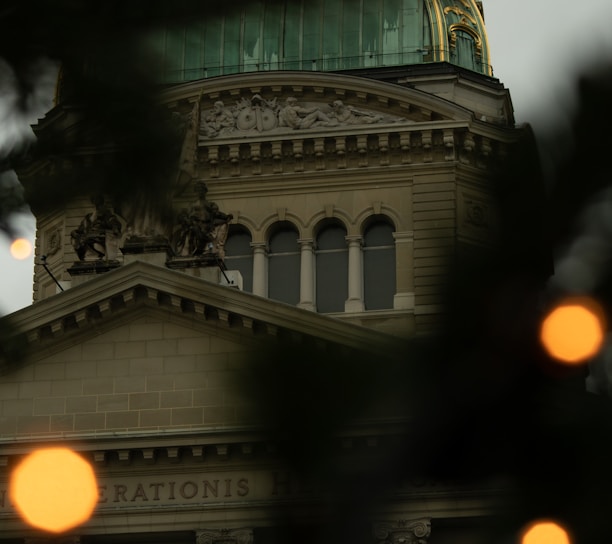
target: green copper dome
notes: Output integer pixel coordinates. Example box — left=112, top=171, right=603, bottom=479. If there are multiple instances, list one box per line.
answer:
left=149, top=0, right=491, bottom=83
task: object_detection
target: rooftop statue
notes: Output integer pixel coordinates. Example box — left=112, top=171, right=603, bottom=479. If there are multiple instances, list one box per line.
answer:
left=70, top=196, right=123, bottom=261
left=173, top=182, right=233, bottom=261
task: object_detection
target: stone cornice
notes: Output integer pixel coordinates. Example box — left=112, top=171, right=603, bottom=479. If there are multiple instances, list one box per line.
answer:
left=159, top=71, right=478, bottom=121
left=2, top=261, right=403, bottom=362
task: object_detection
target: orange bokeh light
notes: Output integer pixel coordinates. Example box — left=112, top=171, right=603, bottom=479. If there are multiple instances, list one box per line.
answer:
left=520, top=520, right=571, bottom=544
left=10, top=447, right=98, bottom=533
left=540, top=298, right=606, bottom=364
left=9, top=238, right=32, bottom=260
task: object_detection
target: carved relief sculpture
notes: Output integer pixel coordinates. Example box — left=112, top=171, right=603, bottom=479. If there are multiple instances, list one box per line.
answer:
left=236, top=94, right=278, bottom=132
left=330, top=99, right=383, bottom=124
left=70, top=196, right=123, bottom=261
left=278, top=96, right=332, bottom=129
left=203, top=100, right=236, bottom=138
left=198, top=93, right=406, bottom=140
left=172, top=181, right=233, bottom=261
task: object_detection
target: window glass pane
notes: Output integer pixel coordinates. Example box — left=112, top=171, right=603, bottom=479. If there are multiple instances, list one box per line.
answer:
left=322, top=0, right=340, bottom=69
left=243, top=0, right=262, bottom=71
left=316, top=224, right=348, bottom=313
left=382, top=0, right=401, bottom=65
left=263, top=0, right=282, bottom=69
left=363, top=246, right=395, bottom=309
left=283, top=0, right=302, bottom=69
left=362, top=0, right=380, bottom=56
left=269, top=225, right=300, bottom=305
left=225, top=229, right=253, bottom=293
left=204, top=18, right=222, bottom=77
left=184, top=23, right=204, bottom=80
left=270, top=229, right=299, bottom=253
left=317, top=225, right=346, bottom=250
left=303, top=0, right=322, bottom=65
left=164, top=26, right=184, bottom=82
left=342, top=1, right=361, bottom=68
left=454, top=31, right=476, bottom=71
left=363, top=221, right=395, bottom=310
left=223, top=13, right=241, bottom=73
left=363, top=222, right=394, bottom=247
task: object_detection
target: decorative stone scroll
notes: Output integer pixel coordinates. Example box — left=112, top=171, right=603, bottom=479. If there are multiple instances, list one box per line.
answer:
left=196, top=529, right=253, bottom=544
left=373, top=518, right=431, bottom=544
left=199, top=94, right=407, bottom=139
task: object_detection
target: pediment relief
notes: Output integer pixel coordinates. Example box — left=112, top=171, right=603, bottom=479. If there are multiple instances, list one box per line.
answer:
left=199, top=94, right=412, bottom=141
left=160, top=72, right=473, bottom=142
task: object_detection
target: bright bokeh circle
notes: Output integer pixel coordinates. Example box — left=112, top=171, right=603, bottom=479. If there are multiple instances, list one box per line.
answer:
left=10, top=447, right=98, bottom=533
left=520, top=520, right=571, bottom=544
left=540, top=298, right=606, bottom=364
left=9, top=238, right=32, bottom=260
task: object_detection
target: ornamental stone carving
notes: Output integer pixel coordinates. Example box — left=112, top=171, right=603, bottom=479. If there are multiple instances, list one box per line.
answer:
left=70, top=195, right=123, bottom=261
left=171, top=181, right=233, bottom=261
left=196, top=529, right=253, bottom=544
left=373, top=518, right=431, bottom=544
left=199, top=94, right=406, bottom=139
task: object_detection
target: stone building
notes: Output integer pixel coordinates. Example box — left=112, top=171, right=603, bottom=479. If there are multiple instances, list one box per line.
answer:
left=1, top=1, right=527, bottom=542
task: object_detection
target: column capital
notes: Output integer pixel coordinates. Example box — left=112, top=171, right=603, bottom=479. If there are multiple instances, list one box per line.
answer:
left=297, top=238, right=315, bottom=247
left=345, top=234, right=363, bottom=246
left=373, top=518, right=431, bottom=544
left=250, top=241, right=268, bottom=252
left=196, top=529, right=253, bottom=544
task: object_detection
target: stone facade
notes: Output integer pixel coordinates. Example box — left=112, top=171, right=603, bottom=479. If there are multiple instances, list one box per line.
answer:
left=23, top=69, right=514, bottom=337
left=0, top=263, right=501, bottom=542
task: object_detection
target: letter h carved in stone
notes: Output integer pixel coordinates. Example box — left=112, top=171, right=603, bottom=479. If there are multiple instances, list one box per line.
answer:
left=196, top=529, right=253, bottom=544
left=373, top=518, right=431, bottom=544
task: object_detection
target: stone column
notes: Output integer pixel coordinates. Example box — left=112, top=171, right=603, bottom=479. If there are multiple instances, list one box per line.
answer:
left=393, top=231, right=415, bottom=310
left=297, top=238, right=315, bottom=311
left=251, top=242, right=268, bottom=297
left=345, top=235, right=365, bottom=312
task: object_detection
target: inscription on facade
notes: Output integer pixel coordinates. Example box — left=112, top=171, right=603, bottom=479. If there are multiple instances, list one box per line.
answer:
left=0, top=471, right=323, bottom=513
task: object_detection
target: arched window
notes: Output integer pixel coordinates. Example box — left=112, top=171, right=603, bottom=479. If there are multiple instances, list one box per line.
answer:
left=224, top=225, right=253, bottom=292
left=268, top=222, right=300, bottom=305
left=453, top=30, right=477, bottom=72
left=363, top=219, right=396, bottom=310
left=315, top=222, right=348, bottom=313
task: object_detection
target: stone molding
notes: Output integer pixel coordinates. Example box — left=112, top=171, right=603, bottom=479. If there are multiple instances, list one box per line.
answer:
left=198, top=124, right=503, bottom=179
left=2, top=261, right=402, bottom=366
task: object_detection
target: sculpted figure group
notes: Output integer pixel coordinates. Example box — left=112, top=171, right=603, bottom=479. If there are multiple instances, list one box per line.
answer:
left=71, top=185, right=234, bottom=265
left=202, top=95, right=393, bottom=138
left=173, top=182, right=233, bottom=260
left=71, top=196, right=123, bottom=261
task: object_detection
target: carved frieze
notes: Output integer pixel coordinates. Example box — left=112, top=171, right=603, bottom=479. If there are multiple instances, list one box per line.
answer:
left=199, top=94, right=407, bottom=140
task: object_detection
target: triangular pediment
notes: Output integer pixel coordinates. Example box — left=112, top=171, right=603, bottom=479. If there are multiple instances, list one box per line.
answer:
left=2, top=261, right=400, bottom=367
